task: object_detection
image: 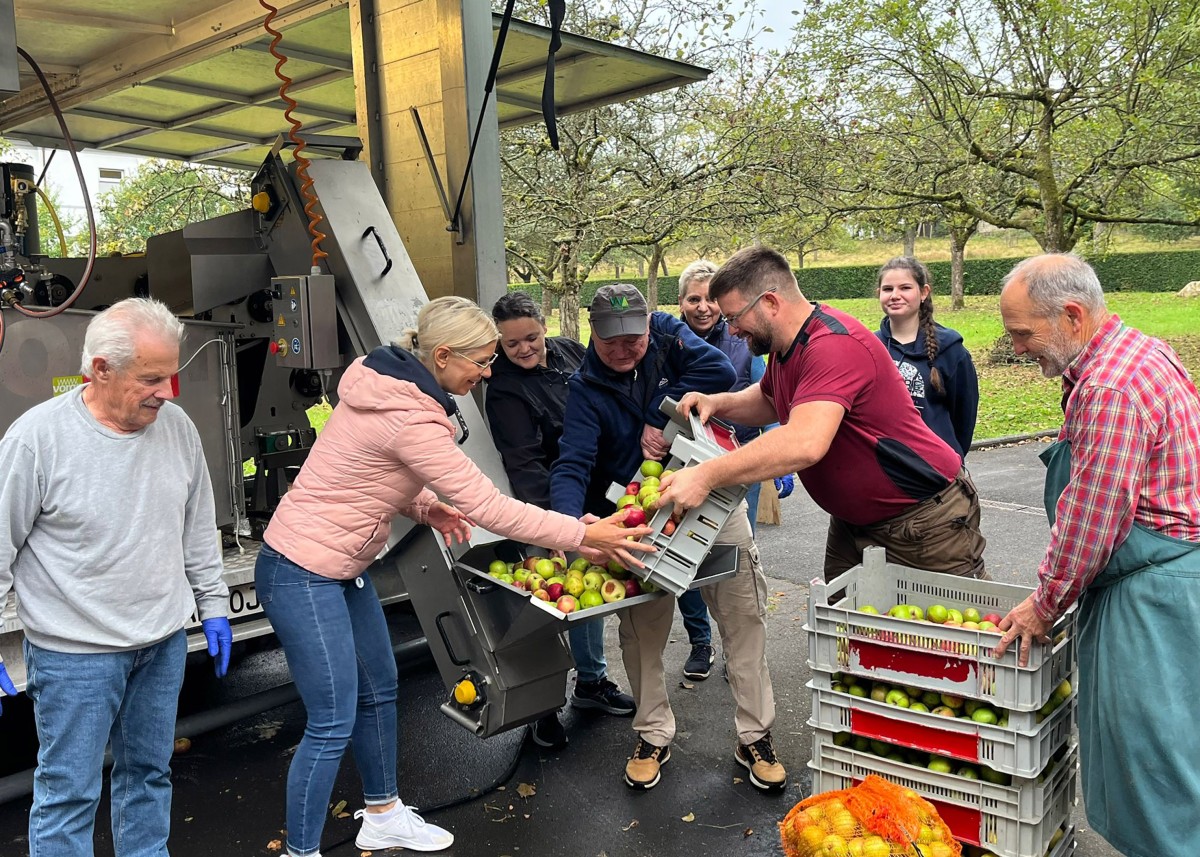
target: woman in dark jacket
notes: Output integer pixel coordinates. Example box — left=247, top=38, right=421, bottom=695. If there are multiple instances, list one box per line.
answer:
left=485, top=291, right=636, bottom=751
left=874, top=257, right=979, bottom=460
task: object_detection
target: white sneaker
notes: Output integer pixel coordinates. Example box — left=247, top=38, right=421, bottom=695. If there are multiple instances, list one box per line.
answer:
left=353, top=805, right=454, bottom=852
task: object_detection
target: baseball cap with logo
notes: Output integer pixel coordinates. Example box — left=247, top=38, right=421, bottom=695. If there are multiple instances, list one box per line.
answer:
left=589, top=284, right=649, bottom=339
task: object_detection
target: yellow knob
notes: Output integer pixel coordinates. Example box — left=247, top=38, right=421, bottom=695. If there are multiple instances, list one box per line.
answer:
left=453, top=679, right=477, bottom=706
left=252, top=191, right=272, bottom=213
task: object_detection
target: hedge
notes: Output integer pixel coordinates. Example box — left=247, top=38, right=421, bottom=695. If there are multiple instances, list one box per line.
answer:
left=510, top=248, right=1200, bottom=305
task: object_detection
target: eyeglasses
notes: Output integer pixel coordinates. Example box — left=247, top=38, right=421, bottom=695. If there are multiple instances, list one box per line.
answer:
left=723, top=287, right=777, bottom=328
left=452, top=350, right=499, bottom=370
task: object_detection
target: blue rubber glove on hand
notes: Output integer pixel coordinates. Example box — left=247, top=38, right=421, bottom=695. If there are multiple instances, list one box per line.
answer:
left=0, top=662, right=17, bottom=716
left=774, top=474, right=795, bottom=500
left=202, top=617, right=233, bottom=678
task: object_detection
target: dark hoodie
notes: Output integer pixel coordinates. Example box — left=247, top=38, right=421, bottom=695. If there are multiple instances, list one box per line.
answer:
left=484, top=336, right=586, bottom=508
left=875, top=318, right=979, bottom=459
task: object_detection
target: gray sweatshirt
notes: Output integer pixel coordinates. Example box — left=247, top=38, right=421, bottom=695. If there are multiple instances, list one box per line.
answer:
left=0, top=386, right=228, bottom=654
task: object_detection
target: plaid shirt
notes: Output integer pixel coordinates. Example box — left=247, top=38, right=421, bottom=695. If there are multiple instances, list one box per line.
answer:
left=1035, top=314, right=1200, bottom=622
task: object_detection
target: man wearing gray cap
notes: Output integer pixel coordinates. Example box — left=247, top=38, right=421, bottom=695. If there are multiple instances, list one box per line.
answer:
left=550, top=284, right=786, bottom=793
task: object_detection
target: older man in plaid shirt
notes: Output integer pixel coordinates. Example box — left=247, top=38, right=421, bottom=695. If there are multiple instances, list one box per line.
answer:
left=994, top=253, right=1200, bottom=857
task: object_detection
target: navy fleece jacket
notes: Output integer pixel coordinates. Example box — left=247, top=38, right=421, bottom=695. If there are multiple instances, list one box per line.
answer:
left=550, top=312, right=736, bottom=518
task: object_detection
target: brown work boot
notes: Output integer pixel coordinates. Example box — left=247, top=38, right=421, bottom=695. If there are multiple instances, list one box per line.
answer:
left=624, top=737, right=670, bottom=790
left=735, top=731, right=787, bottom=791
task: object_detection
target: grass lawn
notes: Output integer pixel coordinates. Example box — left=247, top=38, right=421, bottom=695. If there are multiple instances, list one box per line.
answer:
left=543, top=292, right=1200, bottom=442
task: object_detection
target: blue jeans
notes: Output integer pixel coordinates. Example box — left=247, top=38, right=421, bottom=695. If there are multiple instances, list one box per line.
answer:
left=24, top=630, right=186, bottom=857
left=677, top=590, right=712, bottom=646
left=745, top=481, right=762, bottom=536
left=567, top=621, right=607, bottom=684
left=255, top=545, right=399, bottom=857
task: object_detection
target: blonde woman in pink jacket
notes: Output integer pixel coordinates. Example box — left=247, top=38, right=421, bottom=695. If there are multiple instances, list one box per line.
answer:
left=255, top=296, right=653, bottom=857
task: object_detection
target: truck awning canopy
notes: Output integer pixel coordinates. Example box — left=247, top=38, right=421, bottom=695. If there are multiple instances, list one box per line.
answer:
left=1, top=2, right=709, bottom=170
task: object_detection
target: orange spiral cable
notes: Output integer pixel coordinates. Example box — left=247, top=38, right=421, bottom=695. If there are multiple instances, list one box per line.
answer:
left=260, top=0, right=328, bottom=271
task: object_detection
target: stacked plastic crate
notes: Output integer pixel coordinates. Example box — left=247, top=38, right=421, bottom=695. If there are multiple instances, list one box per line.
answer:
left=804, top=547, right=1078, bottom=857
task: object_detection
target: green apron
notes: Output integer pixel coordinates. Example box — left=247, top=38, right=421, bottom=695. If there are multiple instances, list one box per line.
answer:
left=1042, top=440, right=1200, bottom=857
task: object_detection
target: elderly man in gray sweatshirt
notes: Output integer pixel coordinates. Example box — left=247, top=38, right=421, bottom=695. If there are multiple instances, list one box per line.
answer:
left=0, top=298, right=230, bottom=857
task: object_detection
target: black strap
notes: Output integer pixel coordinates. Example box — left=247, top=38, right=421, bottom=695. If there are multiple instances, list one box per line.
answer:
left=449, top=0, right=517, bottom=231
left=542, top=0, right=566, bottom=150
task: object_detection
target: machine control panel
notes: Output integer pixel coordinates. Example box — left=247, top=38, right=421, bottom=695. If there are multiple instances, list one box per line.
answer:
left=270, top=274, right=338, bottom=369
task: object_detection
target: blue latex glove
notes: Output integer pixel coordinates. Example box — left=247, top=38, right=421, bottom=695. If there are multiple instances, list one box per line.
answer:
left=774, top=474, right=795, bottom=500
left=202, top=617, right=233, bottom=678
left=0, top=661, right=17, bottom=716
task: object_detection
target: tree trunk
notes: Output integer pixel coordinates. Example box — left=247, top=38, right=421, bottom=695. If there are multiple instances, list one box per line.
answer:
left=947, top=223, right=977, bottom=311
left=541, top=286, right=554, bottom=320
left=614, top=262, right=621, bottom=278
left=559, top=287, right=581, bottom=342
left=903, top=224, right=917, bottom=257
left=645, top=243, right=665, bottom=310
left=636, top=257, right=644, bottom=276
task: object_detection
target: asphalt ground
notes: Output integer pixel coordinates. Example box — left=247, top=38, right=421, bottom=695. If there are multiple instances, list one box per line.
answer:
left=0, top=440, right=1121, bottom=857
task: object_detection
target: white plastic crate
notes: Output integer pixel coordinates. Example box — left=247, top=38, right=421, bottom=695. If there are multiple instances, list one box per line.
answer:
left=603, top=400, right=749, bottom=597
left=806, top=547, right=1077, bottom=711
left=809, top=731, right=1076, bottom=857
left=808, top=672, right=1075, bottom=778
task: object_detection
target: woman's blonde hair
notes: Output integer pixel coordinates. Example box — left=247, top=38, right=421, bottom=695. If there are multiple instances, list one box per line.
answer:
left=395, top=295, right=498, bottom=361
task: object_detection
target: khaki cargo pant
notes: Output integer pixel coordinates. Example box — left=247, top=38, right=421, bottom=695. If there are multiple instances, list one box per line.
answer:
left=617, top=507, right=775, bottom=748
left=823, top=469, right=988, bottom=581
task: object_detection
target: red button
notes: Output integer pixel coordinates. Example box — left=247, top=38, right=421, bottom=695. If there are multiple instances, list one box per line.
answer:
left=269, top=341, right=279, bottom=354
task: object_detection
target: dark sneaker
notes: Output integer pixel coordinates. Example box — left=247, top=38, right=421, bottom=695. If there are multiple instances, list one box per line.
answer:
left=530, top=712, right=568, bottom=751
left=683, top=643, right=716, bottom=680
left=624, top=737, right=671, bottom=789
left=571, top=678, right=635, bottom=716
left=735, top=732, right=788, bottom=791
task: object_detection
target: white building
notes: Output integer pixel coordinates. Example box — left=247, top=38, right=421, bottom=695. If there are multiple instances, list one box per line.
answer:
left=3, top=140, right=150, bottom=229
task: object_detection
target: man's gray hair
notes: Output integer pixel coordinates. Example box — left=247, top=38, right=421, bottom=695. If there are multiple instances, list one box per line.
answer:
left=81, top=298, right=185, bottom=375
left=1003, top=254, right=1106, bottom=318
left=678, top=259, right=719, bottom=297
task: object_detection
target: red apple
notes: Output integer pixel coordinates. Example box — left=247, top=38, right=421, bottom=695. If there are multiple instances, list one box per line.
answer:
left=532, top=589, right=550, bottom=601
left=626, top=481, right=641, bottom=495
left=624, top=578, right=642, bottom=598
left=622, top=506, right=647, bottom=527
left=555, top=594, right=578, bottom=614
left=662, top=519, right=677, bottom=536
left=546, top=582, right=565, bottom=601
left=982, top=613, right=1003, bottom=626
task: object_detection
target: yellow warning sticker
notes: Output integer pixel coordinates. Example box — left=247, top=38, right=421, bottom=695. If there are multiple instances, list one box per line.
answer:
left=52, top=375, right=85, bottom=396
left=289, top=286, right=297, bottom=296
left=277, top=314, right=286, bottom=326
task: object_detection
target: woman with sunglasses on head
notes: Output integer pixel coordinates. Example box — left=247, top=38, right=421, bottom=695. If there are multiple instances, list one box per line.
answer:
left=255, top=295, right=654, bottom=857
left=875, top=257, right=979, bottom=460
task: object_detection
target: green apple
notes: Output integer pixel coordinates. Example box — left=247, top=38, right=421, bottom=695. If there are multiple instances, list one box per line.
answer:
left=884, top=689, right=911, bottom=708
left=579, top=589, right=604, bottom=609
left=926, top=604, right=948, bottom=624
left=940, top=693, right=965, bottom=710
left=616, top=493, right=639, bottom=510
left=921, top=691, right=941, bottom=708
left=888, top=605, right=910, bottom=620
left=833, top=732, right=853, bottom=747
left=963, top=607, right=982, bottom=624
left=927, top=756, right=953, bottom=774
left=956, top=766, right=979, bottom=779
left=498, top=573, right=515, bottom=585
left=534, top=558, right=557, bottom=577
left=970, top=706, right=999, bottom=725
left=569, top=557, right=591, bottom=572
left=906, top=605, right=925, bottom=621
left=908, top=702, right=929, bottom=713
left=858, top=605, right=880, bottom=615
left=979, top=766, right=1011, bottom=785
left=565, top=576, right=585, bottom=598
left=487, top=560, right=508, bottom=576
left=848, top=684, right=868, bottom=698
left=514, top=568, right=530, bottom=583
left=946, top=608, right=964, bottom=625
left=852, top=736, right=871, bottom=753
left=640, top=460, right=664, bottom=478
left=581, top=571, right=605, bottom=591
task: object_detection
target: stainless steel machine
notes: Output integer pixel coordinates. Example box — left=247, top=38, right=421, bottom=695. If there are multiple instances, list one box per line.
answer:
left=0, top=144, right=736, bottom=738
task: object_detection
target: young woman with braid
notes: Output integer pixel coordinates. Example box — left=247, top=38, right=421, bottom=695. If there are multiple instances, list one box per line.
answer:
left=874, top=257, right=979, bottom=460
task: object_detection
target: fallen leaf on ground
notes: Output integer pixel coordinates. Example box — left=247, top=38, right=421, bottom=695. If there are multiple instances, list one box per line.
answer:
left=744, top=828, right=755, bottom=837
left=679, top=680, right=695, bottom=690
left=266, top=840, right=282, bottom=852
left=622, top=819, right=640, bottom=831
left=516, top=782, right=536, bottom=798
left=681, top=812, right=695, bottom=822
left=733, top=777, right=744, bottom=784
left=332, top=799, right=347, bottom=816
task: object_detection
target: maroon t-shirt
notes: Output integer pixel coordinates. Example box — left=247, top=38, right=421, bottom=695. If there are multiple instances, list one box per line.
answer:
left=760, top=304, right=962, bottom=526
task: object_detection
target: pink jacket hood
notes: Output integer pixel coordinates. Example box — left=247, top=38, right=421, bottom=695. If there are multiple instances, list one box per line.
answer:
left=264, top=348, right=585, bottom=578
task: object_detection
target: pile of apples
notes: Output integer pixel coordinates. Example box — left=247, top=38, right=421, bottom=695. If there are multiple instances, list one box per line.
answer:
left=781, top=792, right=958, bottom=857
left=858, top=602, right=1004, bottom=633
left=486, top=555, right=656, bottom=615
left=615, top=460, right=682, bottom=536
left=832, top=671, right=1073, bottom=726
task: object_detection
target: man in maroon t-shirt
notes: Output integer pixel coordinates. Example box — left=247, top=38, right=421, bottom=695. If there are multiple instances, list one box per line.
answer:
left=659, top=245, right=986, bottom=580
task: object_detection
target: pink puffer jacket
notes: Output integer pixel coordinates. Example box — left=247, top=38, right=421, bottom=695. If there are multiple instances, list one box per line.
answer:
left=264, top=351, right=585, bottom=578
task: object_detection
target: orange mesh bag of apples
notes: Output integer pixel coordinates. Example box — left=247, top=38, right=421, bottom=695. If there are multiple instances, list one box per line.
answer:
left=780, top=775, right=961, bottom=857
